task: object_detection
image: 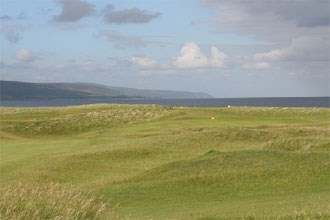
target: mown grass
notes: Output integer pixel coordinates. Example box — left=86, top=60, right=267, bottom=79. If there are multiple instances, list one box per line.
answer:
left=0, top=104, right=329, bottom=219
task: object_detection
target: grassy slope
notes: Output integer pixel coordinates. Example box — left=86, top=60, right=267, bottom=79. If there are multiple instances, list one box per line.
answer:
left=0, top=105, right=329, bottom=219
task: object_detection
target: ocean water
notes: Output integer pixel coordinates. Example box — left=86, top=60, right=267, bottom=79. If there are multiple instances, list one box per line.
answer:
left=0, top=97, right=329, bottom=108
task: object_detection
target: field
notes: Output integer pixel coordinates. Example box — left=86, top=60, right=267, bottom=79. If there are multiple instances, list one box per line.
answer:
left=0, top=104, right=329, bottom=219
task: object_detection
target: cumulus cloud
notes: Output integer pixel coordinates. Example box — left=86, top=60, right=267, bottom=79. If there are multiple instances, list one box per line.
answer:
left=14, top=49, right=35, bottom=62
left=131, top=56, right=157, bottom=68
left=210, top=46, right=227, bottom=67
left=99, top=30, right=145, bottom=48
left=102, top=4, right=161, bottom=24
left=53, top=0, right=95, bottom=22
left=173, top=42, right=227, bottom=68
left=254, top=36, right=330, bottom=62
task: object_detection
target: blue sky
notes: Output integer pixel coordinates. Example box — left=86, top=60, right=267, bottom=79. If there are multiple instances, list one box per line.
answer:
left=1, top=0, right=329, bottom=97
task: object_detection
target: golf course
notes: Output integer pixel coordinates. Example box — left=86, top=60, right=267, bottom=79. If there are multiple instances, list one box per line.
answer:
left=0, top=104, right=329, bottom=219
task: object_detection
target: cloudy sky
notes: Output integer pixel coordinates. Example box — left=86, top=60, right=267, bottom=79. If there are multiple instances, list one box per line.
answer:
left=1, top=0, right=329, bottom=97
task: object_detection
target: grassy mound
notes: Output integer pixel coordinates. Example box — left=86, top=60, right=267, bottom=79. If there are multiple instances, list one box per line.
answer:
left=0, top=104, right=174, bottom=136
left=0, top=105, right=329, bottom=219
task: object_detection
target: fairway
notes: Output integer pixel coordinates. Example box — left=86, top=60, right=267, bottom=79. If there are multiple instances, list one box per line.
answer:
left=0, top=104, right=329, bottom=219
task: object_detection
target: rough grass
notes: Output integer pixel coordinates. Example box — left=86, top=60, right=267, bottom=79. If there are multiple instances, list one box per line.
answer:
left=0, top=104, right=329, bottom=219
left=0, top=104, right=174, bottom=136
left=0, top=182, right=106, bottom=220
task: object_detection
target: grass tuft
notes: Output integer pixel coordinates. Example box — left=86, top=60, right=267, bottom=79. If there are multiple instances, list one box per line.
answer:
left=0, top=182, right=106, bottom=220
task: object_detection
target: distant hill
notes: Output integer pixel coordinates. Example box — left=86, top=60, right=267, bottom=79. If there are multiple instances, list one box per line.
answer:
left=0, top=81, right=212, bottom=100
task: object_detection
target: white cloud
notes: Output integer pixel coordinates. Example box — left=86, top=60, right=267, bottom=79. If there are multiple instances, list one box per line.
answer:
left=244, top=62, right=270, bottom=70
left=173, top=42, right=208, bottom=68
left=131, top=56, right=157, bottom=68
left=173, top=42, right=227, bottom=69
left=254, top=62, right=270, bottom=69
left=14, top=49, right=35, bottom=62
left=254, top=36, right=330, bottom=62
left=254, top=50, right=281, bottom=61
left=210, top=46, right=227, bottom=67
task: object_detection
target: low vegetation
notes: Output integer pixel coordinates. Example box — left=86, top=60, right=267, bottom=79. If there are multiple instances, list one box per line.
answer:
left=0, top=104, right=329, bottom=219
left=0, top=182, right=106, bottom=220
left=0, top=104, right=174, bottom=135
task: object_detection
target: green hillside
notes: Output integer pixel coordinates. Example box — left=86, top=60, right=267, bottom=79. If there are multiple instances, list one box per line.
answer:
left=0, top=80, right=212, bottom=100
left=0, top=105, right=329, bottom=219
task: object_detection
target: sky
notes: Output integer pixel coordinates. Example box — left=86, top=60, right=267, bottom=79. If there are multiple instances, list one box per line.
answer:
left=0, top=0, right=329, bottom=98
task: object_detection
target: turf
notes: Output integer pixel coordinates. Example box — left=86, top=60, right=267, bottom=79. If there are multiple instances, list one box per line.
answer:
left=0, top=104, right=329, bottom=219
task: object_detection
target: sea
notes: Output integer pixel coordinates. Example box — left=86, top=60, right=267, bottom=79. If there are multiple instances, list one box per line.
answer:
left=0, top=97, right=329, bottom=108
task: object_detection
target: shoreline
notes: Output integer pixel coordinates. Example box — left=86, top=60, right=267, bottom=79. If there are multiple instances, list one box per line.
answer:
left=1, top=97, right=329, bottom=108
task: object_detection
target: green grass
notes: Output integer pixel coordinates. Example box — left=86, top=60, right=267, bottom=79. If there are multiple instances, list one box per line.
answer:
left=0, top=104, right=329, bottom=219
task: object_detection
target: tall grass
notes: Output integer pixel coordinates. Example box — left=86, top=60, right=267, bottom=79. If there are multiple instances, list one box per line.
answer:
left=0, top=182, right=106, bottom=220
